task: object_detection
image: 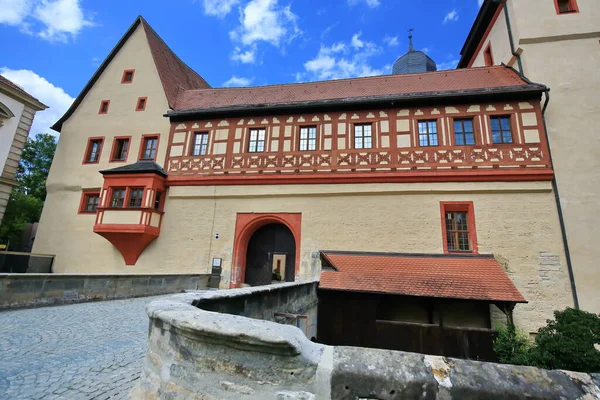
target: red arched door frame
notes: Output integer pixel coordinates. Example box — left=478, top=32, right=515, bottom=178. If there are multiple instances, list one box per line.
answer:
left=230, top=213, right=302, bottom=288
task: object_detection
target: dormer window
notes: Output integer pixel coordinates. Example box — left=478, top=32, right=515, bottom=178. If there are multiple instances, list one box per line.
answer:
left=121, top=69, right=135, bottom=84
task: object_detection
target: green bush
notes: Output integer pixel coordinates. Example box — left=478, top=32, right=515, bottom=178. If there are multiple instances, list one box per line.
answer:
left=532, top=308, right=600, bottom=373
left=493, top=323, right=533, bottom=366
left=494, top=308, right=600, bottom=373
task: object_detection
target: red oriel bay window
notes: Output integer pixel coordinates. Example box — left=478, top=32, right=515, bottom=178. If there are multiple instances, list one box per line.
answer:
left=440, top=202, right=478, bottom=254
left=93, top=161, right=167, bottom=265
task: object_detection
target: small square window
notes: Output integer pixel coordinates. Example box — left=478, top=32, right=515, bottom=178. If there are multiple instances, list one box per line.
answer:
left=121, top=69, right=135, bottom=84
left=418, top=121, right=439, bottom=147
left=490, top=116, right=513, bottom=144
left=136, top=97, right=147, bottom=111
left=299, top=126, right=317, bottom=151
left=84, top=138, right=103, bottom=164
left=98, top=100, right=110, bottom=114
left=110, top=137, right=130, bottom=162
left=79, top=191, right=100, bottom=213
left=110, top=188, right=126, bottom=208
left=128, top=188, right=144, bottom=208
left=192, top=132, right=209, bottom=156
left=140, top=135, right=159, bottom=160
left=354, top=124, right=372, bottom=149
left=555, top=0, right=578, bottom=13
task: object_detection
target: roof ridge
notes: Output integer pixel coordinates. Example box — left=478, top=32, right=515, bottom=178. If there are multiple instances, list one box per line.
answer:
left=139, top=17, right=210, bottom=90
left=186, top=65, right=511, bottom=94
left=321, top=250, right=495, bottom=259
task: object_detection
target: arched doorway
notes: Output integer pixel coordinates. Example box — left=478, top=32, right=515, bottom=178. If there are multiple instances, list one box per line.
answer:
left=244, top=223, right=296, bottom=286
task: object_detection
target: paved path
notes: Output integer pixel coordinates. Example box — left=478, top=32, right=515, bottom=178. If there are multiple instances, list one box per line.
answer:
left=0, top=296, right=160, bottom=399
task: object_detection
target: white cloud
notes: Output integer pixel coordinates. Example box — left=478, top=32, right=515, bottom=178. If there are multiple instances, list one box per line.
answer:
left=202, top=0, right=238, bottom=17
left=225, top=0, right=301, bottom=65
left=303, top=34, right=385, bottom=81
left=0, top=0, right=94, bottom=42
left=231, top=46, right=256, bottom=64
left=347, top=0, right=380, bottom=8
left=351, top=32, right=364, bottom=49
left=421, top=47, right=430, bottom=54
left=223, top=76, right=254, bottom=87
left=0, top=68, right=74, bottom=135
left=230, top=0, right=301, bottom=47
left=443, top=9, right=459, bottom=23
left=437, top=59, right=459, bottom=71
left=0, top=0, right=32, bottom=25
left=384, top=35, right=398, bottom=47
left=478, top=0, right=484, bottom=6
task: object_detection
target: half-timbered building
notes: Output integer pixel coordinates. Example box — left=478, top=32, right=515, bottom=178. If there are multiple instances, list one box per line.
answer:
left=33, top=16, right=576, bottom=348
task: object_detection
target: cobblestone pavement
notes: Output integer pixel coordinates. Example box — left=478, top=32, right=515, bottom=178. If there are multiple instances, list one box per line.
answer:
left=0, top=296, right=161, bottom=399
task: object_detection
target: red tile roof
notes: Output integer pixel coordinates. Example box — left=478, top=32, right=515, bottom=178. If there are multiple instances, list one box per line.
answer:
left=141, top=18, right=210, bottom=109
left=319, top=251, right=526, bottom=303
left=173, top=66, right=542, bottom=112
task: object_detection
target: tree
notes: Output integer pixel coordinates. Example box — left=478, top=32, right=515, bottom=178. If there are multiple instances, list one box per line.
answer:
left=532, top=308, right=600, bottom=373
left=493, top=323, right=533, bottom=366
left=15, top=133, right=57, bottom=201
left=494, top=308, right=600, bottom=373
left=0, top=133, right=57, bottom=249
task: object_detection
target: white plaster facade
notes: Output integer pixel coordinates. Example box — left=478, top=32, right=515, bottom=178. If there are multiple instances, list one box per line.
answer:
left=0, top=77, right=47, bottom=223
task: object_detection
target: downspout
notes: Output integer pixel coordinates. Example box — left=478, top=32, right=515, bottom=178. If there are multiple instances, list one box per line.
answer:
left=493, top=0, right=523, bottom=74
left=540, top=88, right=580, bottom=309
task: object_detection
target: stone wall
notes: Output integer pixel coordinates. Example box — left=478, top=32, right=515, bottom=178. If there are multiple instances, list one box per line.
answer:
left=133, top=282, right=600, bottom=400
left=0, top=273, right=209, bottom=310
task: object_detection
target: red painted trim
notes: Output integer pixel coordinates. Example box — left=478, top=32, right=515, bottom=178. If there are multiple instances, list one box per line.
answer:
left=230, top=213, right=302, bottom=288
left=82, top=136, right=104, bottom=164
left=109, top=136, right=131, bottom=163
left=483, top=42, right=494, bottom=66
left=553, top=0, right=579, bottom=14
left=121, top=69, right=135, bottom=84
left=135, top=97, right=147, bottom=111
left=440, top=201, right=478, bottom=254
left=138, top=134, right=160, bottom=161
left=98, top=100, right=110, bottom=114
left=167, top=169, right=554, bottom=187
left=93, top=228, right=159, bottom=265
left=78, top=189, right=101, bottom=214
left=466, top=4, right=504, bottom=68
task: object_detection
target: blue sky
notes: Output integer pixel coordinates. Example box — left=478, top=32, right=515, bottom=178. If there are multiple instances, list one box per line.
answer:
left=0, top=0, right=484, bottom=135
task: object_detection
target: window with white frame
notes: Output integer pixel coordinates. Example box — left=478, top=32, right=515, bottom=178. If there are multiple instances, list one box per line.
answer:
left=248, top=128, right=265, bottom=152
left=192, top=132, right=209, bottom=156
left=354, top=124, right=372, bottom=149
left=299, top=126, right=317, bottom=151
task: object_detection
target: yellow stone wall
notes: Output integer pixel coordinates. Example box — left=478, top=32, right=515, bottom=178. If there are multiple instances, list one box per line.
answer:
left=468, top=0, right=600, bottom=314
left=34, top=180, right=573, bottom=333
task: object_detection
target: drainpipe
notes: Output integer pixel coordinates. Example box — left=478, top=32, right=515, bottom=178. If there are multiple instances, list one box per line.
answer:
left=540, top=88, right=580, bottom=309
left=493, top=0, right=523, bottom=74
